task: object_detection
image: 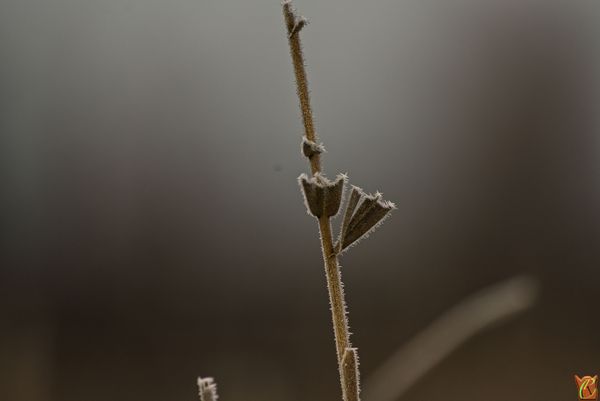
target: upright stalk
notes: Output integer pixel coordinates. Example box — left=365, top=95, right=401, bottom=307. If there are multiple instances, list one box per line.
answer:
left=282, top=0, right=352, bottom=394
left=283, top=1, right=320, bottom=176
left=319, top=216, right=350, bottom=364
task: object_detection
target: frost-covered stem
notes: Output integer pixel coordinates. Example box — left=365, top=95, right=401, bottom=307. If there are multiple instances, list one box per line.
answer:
left=283, top=2, right=356, bottom=399
left=342, top=348, right=360, bottom=401
left=319, top=215, right=350, bottom=364
left=283, top=0, right=320, bottom=176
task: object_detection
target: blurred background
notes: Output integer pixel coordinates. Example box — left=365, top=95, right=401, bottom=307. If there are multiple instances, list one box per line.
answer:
left=1, top=0, right=599, bottom=400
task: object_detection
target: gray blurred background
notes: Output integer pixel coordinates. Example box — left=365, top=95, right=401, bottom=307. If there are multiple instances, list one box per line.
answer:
left=1, top=0, right=599, bottom=400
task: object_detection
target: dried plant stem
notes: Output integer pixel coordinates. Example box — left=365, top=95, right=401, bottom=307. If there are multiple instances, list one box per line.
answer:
left=283, top=1, right=356, bottom=399
left=283, top=1, right=320, bottom=176
left=342, top=348, right=360, bottom=401
left=319, top=216, right=350, bottom=363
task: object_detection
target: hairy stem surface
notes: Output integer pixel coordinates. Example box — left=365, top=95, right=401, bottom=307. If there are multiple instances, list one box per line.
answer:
left=283, top=1, right=320, bottom=176
left=319, top=215, right=350, bottom=364
left=283, top=1, right=354, bottom=398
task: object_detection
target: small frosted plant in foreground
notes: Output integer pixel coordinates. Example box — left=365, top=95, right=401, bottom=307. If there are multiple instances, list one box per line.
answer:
left=198, top=377, right=218, bottom=401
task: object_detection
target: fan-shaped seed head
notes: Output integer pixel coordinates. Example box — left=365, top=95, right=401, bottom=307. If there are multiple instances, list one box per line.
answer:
left=335, top=186, right=361, bottom=252
left=198, top=377, right=218, bottom=401
left=346, top=193, right=381, bottom=230
left=337, top=187, right=395, bottom=252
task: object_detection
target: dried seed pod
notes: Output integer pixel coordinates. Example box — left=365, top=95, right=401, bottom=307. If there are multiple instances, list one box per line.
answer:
left=345, top=193, right=381, bottom=234
left=339, top=192, right=381, bottom=249
left=299, top=173, right=325, bottom=217
left=337, top=188, right=395, bottom=252
left=198, top=377, right=219, bottom=401
left=342, top=198, right=394, bottom=250
left=324, top=174, right=346, bottom=217
left=342, top=348, right=361, bottom=401
left=301, top=136, right=325, bottom=158
left=336, top=186, right=362, bottom=251
left=298, top=173, right=346, bottom=218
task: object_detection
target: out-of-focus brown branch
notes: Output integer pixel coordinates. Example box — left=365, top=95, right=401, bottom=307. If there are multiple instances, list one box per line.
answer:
left=363, top=275, right=539, bottom=401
